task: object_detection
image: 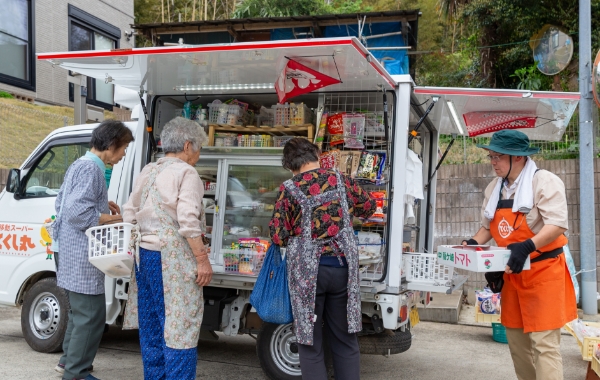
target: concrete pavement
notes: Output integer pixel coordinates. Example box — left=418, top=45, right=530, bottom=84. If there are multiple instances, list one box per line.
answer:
left=0, top=305, right=588, bottom=379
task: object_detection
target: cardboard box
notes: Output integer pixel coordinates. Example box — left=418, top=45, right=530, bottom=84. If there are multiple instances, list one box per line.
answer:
left=436, top=245, right=531, bottom=272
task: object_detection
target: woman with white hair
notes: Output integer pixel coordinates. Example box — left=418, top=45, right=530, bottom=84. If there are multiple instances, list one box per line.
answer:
left=122, top=117, right=212, bottom=380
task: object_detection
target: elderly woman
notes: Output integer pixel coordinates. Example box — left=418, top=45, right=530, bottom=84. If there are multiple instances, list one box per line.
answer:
left=54, top=120, right=133, bottom=380
left=269, top=138, right=375, bottom=380
left=122, top=117, right=212, bottom=380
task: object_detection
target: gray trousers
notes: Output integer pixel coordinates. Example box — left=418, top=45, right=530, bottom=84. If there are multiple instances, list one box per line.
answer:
left=297, top=265, right=360, bottom=380
left=60, top=290, right=106, bottom=380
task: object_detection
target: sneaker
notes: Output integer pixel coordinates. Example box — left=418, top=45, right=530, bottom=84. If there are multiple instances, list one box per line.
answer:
left=74, top=375, right=100, bottom=380
left=54, top=363, right=94, bottom=374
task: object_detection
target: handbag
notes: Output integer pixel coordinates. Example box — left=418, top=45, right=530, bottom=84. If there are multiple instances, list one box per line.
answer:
left=249, top=244, right=293, bottom=324
left=485, top=271, right=504, bottom=293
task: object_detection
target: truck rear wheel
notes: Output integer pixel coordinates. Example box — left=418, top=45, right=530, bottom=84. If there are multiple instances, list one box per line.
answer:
left=256, top=322, right=302, bottom=379
left=358, top=328, right=412, bottom=356
left=20, top=277, right=69, bottom=353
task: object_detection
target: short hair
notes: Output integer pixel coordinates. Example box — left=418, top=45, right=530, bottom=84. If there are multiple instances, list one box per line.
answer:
left=90, top=120, right=134, bottom=151
left=281, top=138, right=320, bottom=171
left=161, top=117, right=208, bottom=154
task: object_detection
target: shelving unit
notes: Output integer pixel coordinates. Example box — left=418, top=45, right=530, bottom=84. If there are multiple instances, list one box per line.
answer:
left=207, top=124, right=314, bottom=146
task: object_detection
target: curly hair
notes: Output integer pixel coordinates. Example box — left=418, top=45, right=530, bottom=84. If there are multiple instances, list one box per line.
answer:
left=281, top=138, right=320, bottom=172
left=90, top=120, right=134, bottom=151
left=161, top=117, right=208, bottom=153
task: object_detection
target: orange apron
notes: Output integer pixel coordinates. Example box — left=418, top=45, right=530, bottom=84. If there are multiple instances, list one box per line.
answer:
left=490, top=199, right=577, bottom=333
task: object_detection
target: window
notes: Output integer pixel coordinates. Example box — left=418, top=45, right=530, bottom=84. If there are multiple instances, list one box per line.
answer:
left=23, top=143, right=89, bottom=198
left=68, top=5, right=120, bottom=110
left=0, top=0, right=35, bottom=90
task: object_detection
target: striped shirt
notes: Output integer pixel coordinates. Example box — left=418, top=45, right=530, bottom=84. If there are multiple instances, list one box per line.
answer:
left=54, top=157, right=109, bottom=295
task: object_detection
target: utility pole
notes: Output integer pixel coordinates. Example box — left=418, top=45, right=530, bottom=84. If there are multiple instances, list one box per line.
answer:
left=579, top=0, right=598, bottom=315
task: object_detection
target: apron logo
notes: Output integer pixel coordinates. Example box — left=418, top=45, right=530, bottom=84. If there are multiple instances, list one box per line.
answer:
left=498, top=217, right=513, bottom=239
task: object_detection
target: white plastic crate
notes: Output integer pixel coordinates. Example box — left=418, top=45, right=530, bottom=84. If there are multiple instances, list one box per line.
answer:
left=86, top=223, right=136, bottom=278
left=404, top=253, right=454, bottom=287
left=221, top=248, right=265, bottom=276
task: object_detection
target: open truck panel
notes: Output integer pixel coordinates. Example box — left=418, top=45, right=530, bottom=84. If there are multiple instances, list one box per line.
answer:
left=0, top=36, right=579, bottom=379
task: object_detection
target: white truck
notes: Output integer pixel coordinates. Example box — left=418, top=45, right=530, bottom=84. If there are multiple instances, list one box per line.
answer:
left=0, top=37, right=578, bottom=379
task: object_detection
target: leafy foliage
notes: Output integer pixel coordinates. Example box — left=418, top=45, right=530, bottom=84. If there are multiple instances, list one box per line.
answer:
left=231, top=0, right=371, bottom=18
left=0, top=91, right=14, bottom=99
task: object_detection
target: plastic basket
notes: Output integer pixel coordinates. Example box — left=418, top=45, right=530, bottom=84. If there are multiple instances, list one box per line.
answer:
left=208, top=101, right=249, bottom=125
left=403, top=253, right=454, bottom=287
left=86, top=223, right=136, bottom=278
left=256, top=107, right=275, bottom=127
left=592, top=355, right=600, bottom=377
left=289, top=103, right=313, bottom=125
left=565, top=321, right=600, bottom=361
left=492, top=323, right=508, bottom=344
left=221, top=249, right=265, bottom=276
left=475, top=309, right=501, bottom=323
left=214, top=133, right=238, bottom=147
left=272, top=104, right=290, bottom=126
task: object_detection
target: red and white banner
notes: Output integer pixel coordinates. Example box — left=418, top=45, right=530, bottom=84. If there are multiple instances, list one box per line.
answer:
left=463, top=112, right=538, bottom=137
left=275, top=59, right=341, bottom=103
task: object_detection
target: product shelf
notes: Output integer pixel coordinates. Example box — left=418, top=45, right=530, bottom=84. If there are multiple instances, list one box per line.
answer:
left=207, top=124, right=314, bottom=146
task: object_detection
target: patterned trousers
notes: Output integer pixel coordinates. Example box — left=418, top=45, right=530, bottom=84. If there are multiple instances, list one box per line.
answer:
left=136, top=248, right=198, bottom=380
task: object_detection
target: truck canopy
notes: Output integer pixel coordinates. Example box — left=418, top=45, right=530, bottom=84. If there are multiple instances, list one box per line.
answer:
left=413, top=86, right=579, bottom=142
left=37, top=37, right=395, bottom=95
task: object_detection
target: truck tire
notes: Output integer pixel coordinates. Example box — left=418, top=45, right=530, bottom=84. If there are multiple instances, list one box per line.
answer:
left=358, top=328, right=412, bottom=356
left=20, top=277, right=69, bottom=353
left=256, top=322, right=302, bottom=380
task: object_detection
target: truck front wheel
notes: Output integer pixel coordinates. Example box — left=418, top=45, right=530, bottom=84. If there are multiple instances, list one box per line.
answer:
left=20, top=277, right=69, bottom=353
left=256, top=322, right=302, bottom=379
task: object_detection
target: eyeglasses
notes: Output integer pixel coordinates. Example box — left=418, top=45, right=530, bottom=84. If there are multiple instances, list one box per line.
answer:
left=487, top=154, right=505, bottom=162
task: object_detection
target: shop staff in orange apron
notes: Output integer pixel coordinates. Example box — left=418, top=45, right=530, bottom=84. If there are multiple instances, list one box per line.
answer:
left=462, top=129, right=577, bottom=380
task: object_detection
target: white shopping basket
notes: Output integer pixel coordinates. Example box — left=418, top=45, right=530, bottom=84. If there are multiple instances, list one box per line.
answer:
left=86, top=222, right=137, bottom=278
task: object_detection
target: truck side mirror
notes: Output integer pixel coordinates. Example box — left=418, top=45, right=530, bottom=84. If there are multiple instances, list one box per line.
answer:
left=6, top=169, right=21, bottom=199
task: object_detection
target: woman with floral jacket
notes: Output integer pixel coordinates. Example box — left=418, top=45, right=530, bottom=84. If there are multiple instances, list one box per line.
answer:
left=269, top=138, right=375, bottom=380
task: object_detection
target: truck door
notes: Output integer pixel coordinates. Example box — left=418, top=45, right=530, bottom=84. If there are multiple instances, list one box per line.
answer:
left=0, top=136, right=90, bottom=305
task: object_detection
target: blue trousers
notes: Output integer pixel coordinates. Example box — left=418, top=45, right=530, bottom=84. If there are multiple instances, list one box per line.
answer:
left=136, top=248, right=198, bottom=380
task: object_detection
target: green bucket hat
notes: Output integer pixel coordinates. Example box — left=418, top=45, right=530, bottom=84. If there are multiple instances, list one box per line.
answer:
left=476, top=129, right=540, bottom=156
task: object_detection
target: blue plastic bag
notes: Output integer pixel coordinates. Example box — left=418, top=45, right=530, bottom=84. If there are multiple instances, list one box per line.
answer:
left=250, top=244, right=293, bottom=324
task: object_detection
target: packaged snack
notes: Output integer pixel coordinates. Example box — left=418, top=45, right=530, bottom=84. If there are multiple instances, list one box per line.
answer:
left=476, top=289, right=501, bottom=315
left=343, top=113, right=366, bottom=149
left=319, top=150, right=340, bottom=170
left=356, top=151, right=387, bottom=183
left=338, top=151, right=361, bottom=178
left=369, top=191, right=387, bottom=221
left=355, top=231, right=382, bottom=260
left=327, top=113, right=345, bottom=146
left=314, top=112, right=328, bottom=150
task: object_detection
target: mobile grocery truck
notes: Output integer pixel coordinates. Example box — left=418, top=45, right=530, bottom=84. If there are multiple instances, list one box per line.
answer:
left=0, top=35, right=578, bottom=379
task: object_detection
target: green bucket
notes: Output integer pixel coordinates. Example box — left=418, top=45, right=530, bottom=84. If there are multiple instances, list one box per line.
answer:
left=492, top=323, right=508, bottom=344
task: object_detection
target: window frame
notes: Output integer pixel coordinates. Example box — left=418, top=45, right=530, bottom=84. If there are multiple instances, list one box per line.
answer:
left=0, top=0, right=36, bottom=91
left=19, top=136, right=91, bottom=199
left=67, top=5, right=120, bottom=110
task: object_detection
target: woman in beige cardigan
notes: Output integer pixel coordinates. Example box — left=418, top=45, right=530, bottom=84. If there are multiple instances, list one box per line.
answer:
left=122, top=117, right=212, bottom=380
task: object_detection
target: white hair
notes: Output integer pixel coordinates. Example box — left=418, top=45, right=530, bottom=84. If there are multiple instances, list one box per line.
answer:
left=160, top=117, right=208, bottom=153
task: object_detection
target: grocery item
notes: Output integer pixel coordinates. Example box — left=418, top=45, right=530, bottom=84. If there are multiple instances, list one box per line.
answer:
left=314, top=112, right=328, bottom=149
left=476, top=289, right=501, bottom=315
left=343, top=113, right=366, bottom=149
left=319, top=149, right=340, bottom=170
left=327, top=113, right=345, bottom=146
left=356, top=231, right=382, bottom=261
left=183, top=101, right=193, bottom=119
left=338, top=151, right=361, bottom=178
left=356, top=151, right=386, bottom=183
left=369, top=191, right=387, bottom=222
